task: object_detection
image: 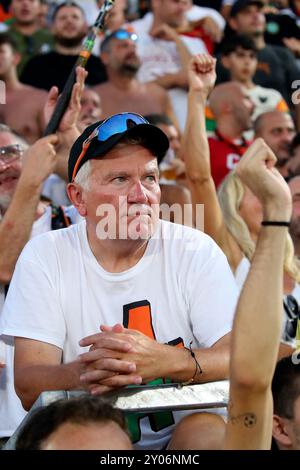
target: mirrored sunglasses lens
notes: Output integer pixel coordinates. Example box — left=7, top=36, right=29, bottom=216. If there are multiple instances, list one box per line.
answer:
left=114, top=31, right=137, bottom=41
left=115, top=31, right=130, bottom=40
left=97, top=114, right=147, bottom=142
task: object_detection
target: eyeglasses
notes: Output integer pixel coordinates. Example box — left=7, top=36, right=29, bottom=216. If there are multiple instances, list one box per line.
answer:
left=0, top=144, right=23, bottom=167
left=283, top=295, right=300, bottom=340
left=72, top=112, right=149, bottom=181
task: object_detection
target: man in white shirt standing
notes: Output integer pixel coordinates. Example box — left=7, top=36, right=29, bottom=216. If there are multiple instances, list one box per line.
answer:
left=1, top=112, right=238, bottom=450
left=131, top=0, right=208, bottom=129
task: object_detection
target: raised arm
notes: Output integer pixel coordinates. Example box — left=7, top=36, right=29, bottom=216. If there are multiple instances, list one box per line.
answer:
left=0, top=135, right=58, bottom=284
left=224, top=139, right=292, bottom=449
left=43, top=66, right=87, bottom=181
left=183, top=54, right=240, bottom=266
left=0, top=68, right=87, bottom=284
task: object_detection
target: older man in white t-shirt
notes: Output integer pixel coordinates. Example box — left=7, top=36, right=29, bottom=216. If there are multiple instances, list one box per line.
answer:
left=1, top=113, right=238, bottom=449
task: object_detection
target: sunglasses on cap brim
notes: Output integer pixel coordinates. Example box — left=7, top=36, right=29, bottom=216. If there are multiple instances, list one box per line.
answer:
left=71, top=113, right=149, bottom=182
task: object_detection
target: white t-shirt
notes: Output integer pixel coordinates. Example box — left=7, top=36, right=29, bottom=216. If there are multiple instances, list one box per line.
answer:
left=42, top=174, right=70, bottom=207
left=0, top=205, right=81, bottom=439
left=1, top=219, right=238, bottom=449
left=186, top=6, right=225, bottom=30
left=131, top=14, right=207, bottom=131
left=247, top=85, right=288, bottom=122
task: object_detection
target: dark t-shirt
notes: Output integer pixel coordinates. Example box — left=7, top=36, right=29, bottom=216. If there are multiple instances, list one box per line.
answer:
left=8, top=26, right=54, bottom=77
left=265, top=13, right=300, bottom=47
left=217, top=44, right=299, bottom=105
left=255, top=45, right=299, bottom=104
left=21, top=51, right=107, bottom=92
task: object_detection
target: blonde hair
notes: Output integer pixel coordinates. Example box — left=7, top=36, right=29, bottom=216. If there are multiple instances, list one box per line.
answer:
left=218, top=171, right=300, bottom=283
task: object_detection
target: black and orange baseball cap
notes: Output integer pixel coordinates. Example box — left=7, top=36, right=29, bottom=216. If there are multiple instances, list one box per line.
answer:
left=68, top=112, right=169, bottom=182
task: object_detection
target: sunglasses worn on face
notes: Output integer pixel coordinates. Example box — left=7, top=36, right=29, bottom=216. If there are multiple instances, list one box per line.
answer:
left=0, top=144, right=23, bottom=167
left=72, top=113, right=149, bottom=181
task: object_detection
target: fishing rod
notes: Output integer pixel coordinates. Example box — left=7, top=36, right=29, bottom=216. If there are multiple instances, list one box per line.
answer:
left=44, top=0, right=115, bottom=136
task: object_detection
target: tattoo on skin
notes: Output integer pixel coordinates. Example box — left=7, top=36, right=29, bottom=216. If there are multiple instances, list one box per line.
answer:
left=227, top=400, right=257, bottom=428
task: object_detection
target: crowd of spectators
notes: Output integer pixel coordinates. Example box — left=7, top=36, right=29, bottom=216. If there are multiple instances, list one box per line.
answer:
left=0, top=0, right=300, bottom=452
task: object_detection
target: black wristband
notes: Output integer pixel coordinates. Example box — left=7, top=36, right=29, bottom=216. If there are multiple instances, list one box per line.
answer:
left=261, top=221, right=290, bottom=227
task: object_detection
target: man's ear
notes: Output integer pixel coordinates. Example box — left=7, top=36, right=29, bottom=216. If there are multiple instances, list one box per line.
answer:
left=228, top=17, right=238, bottom=31
left=13, top=51, right=21, bottom=67
left=67, top=183, right=87, bottom=217
left=272, top=415, right=293, bottom=449
left=221, top=56, right=230, bottom=70
left=100, top=51, right=110, bottom=66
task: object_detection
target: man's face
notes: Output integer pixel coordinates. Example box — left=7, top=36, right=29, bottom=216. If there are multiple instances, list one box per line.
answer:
left=290, top=396, right=300, bottom=450
left=222, top=48, right=257, bottom=83
left=154, top=0, right=190, bottom=28
left=0, top=44, right=17, bottom=77
left=11, top=0, right=41, bottom=25
left=287, top=143, right=300, bottom=177
left=38, top=2, right=49, bottom=29
left=156, top=123, right=180, bottom=162
left=72, top=144, right=161, bottom=241
left=78, top=89, right=102, bottom=132
left=0, top=132, right=23, bottom=212
left=288, top=177, right=300, bottom=238
left=257, top=113, right=296, bottom=164
left=104, top=38, right=140, bottom=76
left=282, top=395, right=300, bottom=450
left=232, top=86, right=254, bottom=130
left=105, top=4, right=125, bottom=31
left=230, top=5, right=266, bottom=35
left=52, top=6, right=87, bottom=44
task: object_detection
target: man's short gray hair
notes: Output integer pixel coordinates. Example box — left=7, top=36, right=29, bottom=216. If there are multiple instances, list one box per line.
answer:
left=74, top=160, right=91, bottom=190
left=0, top=124, right=29, bottom=150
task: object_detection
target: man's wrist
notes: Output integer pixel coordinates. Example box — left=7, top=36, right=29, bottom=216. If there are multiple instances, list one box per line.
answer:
left=17, top=172, right=43, bottom=195
left=189, top=89, right=209, bottom=101
left=159, top=343, right=195, bottom=382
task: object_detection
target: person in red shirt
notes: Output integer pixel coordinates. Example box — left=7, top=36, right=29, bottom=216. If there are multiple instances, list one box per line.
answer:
left=208, top=81, right=254, bottom=187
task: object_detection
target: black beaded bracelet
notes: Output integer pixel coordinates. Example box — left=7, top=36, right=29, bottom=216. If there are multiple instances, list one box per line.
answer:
left=179, top=341, right=203, bottom=387
left=261, top=221, right=290, bottom=227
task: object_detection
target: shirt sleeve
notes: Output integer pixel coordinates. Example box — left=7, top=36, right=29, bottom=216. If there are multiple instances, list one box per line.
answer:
left=0, top=241, right=66, bottom=350
left=181, top=235, right=238, bottom=348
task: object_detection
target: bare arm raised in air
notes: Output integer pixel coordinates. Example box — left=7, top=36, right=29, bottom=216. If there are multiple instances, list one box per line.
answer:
left=183, top=54, right=242, bottom=270
left=224, top=139, right=292, bottom=449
